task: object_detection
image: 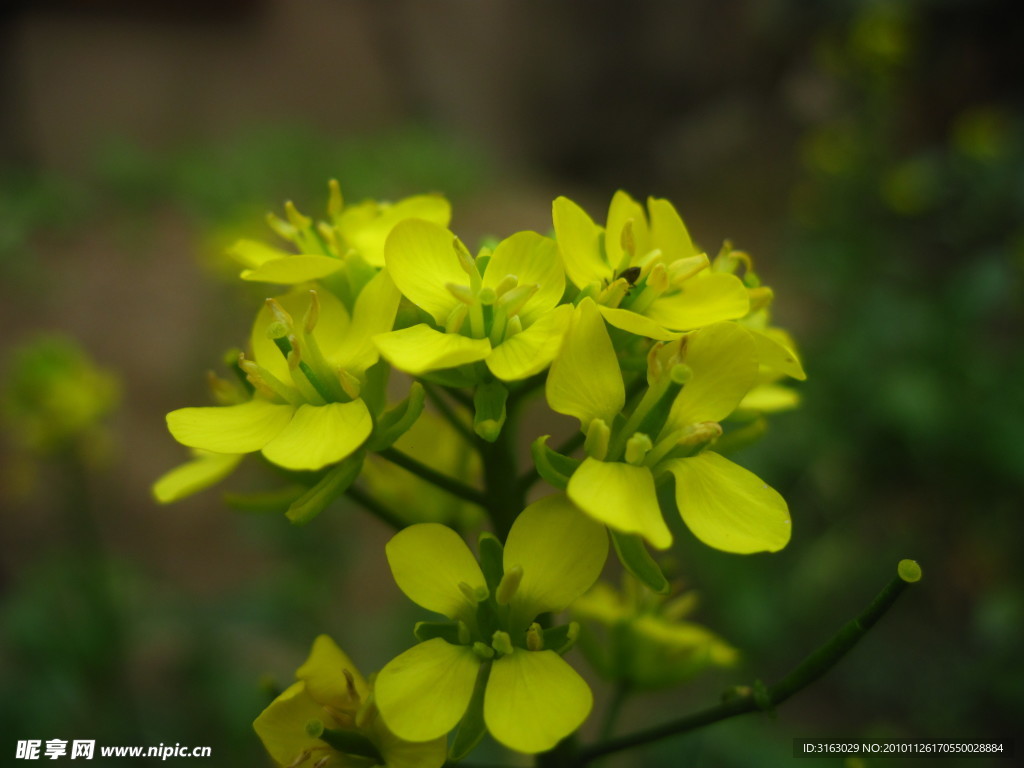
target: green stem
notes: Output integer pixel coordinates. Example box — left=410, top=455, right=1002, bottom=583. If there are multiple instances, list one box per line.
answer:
left=600, top=682, right=631, bottom=739
left=378, top=447, right=487, bottom=508
left=575, top=562, right=920, bottom=765
left=481, top=404, right=523, bottom=542
left=422, top=382, right=480, bottom=451
left=345, top=486, right=405, bottom=530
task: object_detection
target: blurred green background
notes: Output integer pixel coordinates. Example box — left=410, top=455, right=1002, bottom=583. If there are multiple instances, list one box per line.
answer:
left=1, top=1, right=1021, bottom=766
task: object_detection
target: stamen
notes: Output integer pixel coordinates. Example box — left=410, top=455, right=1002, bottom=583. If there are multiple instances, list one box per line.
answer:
left=668, top=254, right=710, bottom=287
left=327, top=179, right=344, bottom=218
left=526, top=623, right=544, bottom=652
left=446, top=282, right=475, bottom=306
left=266, top=298, right=295, bottom=330
left=495, top=565, right=523, bottom=606
left=625, top=433, right=653, bottom=465
left=584, top=418, right=611, bottom=461
left=493, top=274, right=519, bottom=297
left=491, top=631, right=514, bottom=657
left=285, top=200, right=312, bottom=229
left=304, top=290, right=321, bottom=334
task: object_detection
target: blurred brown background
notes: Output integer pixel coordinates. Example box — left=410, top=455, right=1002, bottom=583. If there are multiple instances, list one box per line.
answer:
left=2, top=1, right=1022, bottom=766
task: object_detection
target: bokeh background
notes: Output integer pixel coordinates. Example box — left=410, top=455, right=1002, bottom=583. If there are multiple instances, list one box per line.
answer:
left=2, top=1, right=1022, bottom=766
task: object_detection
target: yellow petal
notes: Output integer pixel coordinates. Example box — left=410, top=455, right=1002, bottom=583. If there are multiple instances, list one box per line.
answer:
left=228, top=238, right=287, bottom=268
left=482, top=231, right=564, bottom=325
left=484, top=650, right=592, bottom=754
left=340, top=194, right=451, bottom=267
left=331, top=269, right=401, bottom=373
left=152, top=450, right=243, bottom=503
left=261, top=401, right=372, bottom=471
left=503, top=494, right=608, bottom=629
left=664, top=452, right=791, bottom=553
left=240, top=255, right=345, bottom=284
left=645, top=273, right=750, bottom=330
left=384, top=219, right=466, bottom=324
left=647, top=197, right=698, bottom=262
left=166, top=399, right=293, bottom=454
left=367, top=714, right=448, bottom=768
left=374, top=325, right=491, bottom=376
left=739, top=383, right=800, bottom=413
left=252, top=288, right=351, bottom=384
left=253, top=681, right=323, bottom=767
left=385, top=523, right=486, bottom=620
left=296, top=634, right=369, bottom=708
left=375, top=638, right=479, bottom=741
left=552, top=196, right=610, bottom=289
left=605, top=190, right=649, bottom=271
left=667, top=322, right=758, bottom=429
left=748, top=327, right=807, bottom=380
left=567, top=458, right=673, bottom=550
left=598, top=305, right=681, bottom=340
left=486, top=305, right=571, bottom=381
left=546, top=299, right=624, bottom=428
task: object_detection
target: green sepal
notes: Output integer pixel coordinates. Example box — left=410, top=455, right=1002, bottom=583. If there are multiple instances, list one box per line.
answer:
left=418, top=366, right=479, bottom=389
left=473, top=380, right=508, bottom=442
left=449, top=660, right=492, bottom=762
left=361, top=358, right=390, bottom=417
left=314, top=725, right=383, bottom=762
left=223, top=485, right=306, bottom=514
left=285, top=451, right=364, bottom=525
left=610, top=529, right=670, bottom=594
left=542, top=622, right=580, bottom=655
left=367, top=383, right=426, bottom=451
left=530, top=435, right=581, bottom=490
left=478, top=532, right=505, bottom=593
left=413, top=621, right=464, bottom=644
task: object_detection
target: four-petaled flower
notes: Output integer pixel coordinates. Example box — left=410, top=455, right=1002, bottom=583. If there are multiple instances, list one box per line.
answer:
left=375, top=494, right=608, bottom=754
left=254, top=634, right=446, bottom=768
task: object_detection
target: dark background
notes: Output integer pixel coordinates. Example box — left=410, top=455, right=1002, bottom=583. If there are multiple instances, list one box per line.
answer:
left=1, top=1, right=1022, bottom=766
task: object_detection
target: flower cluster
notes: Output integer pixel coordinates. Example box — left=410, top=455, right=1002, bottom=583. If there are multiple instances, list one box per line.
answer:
left=158, top=183, right=804, bottom=761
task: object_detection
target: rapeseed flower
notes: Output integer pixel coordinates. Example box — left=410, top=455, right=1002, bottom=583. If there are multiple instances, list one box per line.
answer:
left=254, top=634, right=445, bottom=768
left=546, top=298, right=792, bottom=554
left=552, top=192, right=749, bottom=338
left=374, top=220, right=571, bottom=382
left=375, top=494, right=607, bottom=754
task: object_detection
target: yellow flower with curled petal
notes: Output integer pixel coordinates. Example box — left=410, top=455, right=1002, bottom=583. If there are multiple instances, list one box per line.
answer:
left=373, top=219, right=571, bottom=382
left=546, top=298, right=792, bottom=554
left=552, top=192, right=750, bottom=339
left=572, top=575, right=737, bottom=690
left=161, top=270, right=399, bottom=487
left=230, top=180, right=451, bottom=290
left=254, top=634, right=446, bottom=768
left=374, top=494, right=608, bottom=755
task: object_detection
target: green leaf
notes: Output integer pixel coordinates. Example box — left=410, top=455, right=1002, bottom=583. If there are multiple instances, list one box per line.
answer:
left=609, top=529, right=670, bottom=594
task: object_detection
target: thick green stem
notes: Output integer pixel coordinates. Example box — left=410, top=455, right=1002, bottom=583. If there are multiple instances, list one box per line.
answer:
left=378, top=447, right=487, bottom=508
left=481, top=405, right=523, bottom=542
left=574, top=562, right=921, bottom=765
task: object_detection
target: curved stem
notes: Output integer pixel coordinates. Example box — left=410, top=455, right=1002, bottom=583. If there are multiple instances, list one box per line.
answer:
left=422, top=381, right=481, bottom=451
left=576, top=564, right=920, bottom=765
left=600, top=682, right=631, bottom=739
left=378, top=447, right=487, bottom=508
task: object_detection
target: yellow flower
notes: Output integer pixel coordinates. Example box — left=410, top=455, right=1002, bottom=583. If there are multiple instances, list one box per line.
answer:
left=160, top=271, right=399, bottom=496
left=552, top=192, right=750, bottom=338
left=374, top=495, right=608, bottom=754
left=546, top=298, right=792, bottom=554
left=254, top=635, right=446, bottom=768
left=373, top=219, right=571, bottom=382
left=572, top=576, right=737, bottom=690
left=230, top=180, right=451, bottom=290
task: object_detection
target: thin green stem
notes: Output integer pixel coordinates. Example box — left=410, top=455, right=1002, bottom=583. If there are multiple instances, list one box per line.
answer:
left=422, top=381, right=480, bottom=451
left=378, top=447, right=487, bottom=508
left=481, top=398, right=523, bottom=542
left=600, top=682, right=631, bottom=739
left=575, top=563, right=920, bottom=765
left=345, top=486, right=404, bottom=530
